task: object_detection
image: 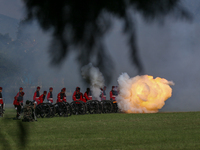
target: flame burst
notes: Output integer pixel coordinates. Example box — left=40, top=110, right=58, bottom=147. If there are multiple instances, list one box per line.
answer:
left=116, top=73, right=174, bottom=113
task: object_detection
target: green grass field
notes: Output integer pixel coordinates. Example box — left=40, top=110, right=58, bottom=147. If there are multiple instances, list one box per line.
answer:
left=0, top=109, right=200, bottom=150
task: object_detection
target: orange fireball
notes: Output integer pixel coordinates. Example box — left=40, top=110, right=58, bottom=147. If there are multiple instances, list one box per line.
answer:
left=117, top=73, right=174, bottom=113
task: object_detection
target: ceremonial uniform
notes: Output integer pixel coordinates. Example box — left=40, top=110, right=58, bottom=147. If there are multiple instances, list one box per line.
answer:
left=110, top=86, right=118, bottom=101
left=38, top=94, right=45, bottom=104
left=16, top=90, right=24, bottom=119
left=13, top=96, right=18, bottom=108
left=47, top=87, right=53, bottom=103
left=73, top=91, right=83, bottom=101
left=57, top=92, right=63, bottom=103
left=0, top=88, right=3, bottom=108
left=33, top=87, right=40, bottom=104
left=63, top=94, right=67, bottom=102
left=84, top=90, right=92, bottom=102
left=62, top=88, right=67, bottom=102
left=47, top=91, right=53, bottom=103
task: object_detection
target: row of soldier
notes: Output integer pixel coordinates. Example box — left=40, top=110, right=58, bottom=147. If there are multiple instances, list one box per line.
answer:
left=0, top=86, right=119, bottom=119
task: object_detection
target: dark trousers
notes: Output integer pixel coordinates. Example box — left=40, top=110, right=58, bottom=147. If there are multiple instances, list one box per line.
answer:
left=0, top=103, right=3, bottom=112
left=1, top=103, right=3, bottom=109
left=17, top=105, right=21, bottom=117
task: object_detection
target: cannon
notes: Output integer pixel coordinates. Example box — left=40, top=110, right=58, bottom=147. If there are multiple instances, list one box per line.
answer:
left=54, top=102, right=71, bottom=117
left=35, top=103, right=55, bottom=118
left=101, top=100, right=113, bottom=113
left=86, top=100, right=101, bottom=114
left=70, top=100, right=119, bottom=115
left=21, top=99, right=119, bottom=119
left=70, top=101, right=87, bottom=115
left=62, top=102, right=73, bottom=116
left=111, top=100, right=118, bottom=113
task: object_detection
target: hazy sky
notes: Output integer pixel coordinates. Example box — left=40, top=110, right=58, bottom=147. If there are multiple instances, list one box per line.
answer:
left=0, top=0, right=24, bottom=19
left=1, top=0, right=200, bottom=111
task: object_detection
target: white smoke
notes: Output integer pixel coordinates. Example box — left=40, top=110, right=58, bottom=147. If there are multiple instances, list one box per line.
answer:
left=117, top=73, right=174, bottom=113
left=81, top=63, right=105, bottom=101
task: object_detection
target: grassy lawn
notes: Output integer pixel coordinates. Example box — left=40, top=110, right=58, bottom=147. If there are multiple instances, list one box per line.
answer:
left=0, top=109, right=200, bottom=150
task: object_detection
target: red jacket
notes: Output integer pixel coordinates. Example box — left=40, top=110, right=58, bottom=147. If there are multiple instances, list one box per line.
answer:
left=38, top=94, right=45, bottom=104
left=14, top=92, right=23, bottom=106
left=33, top=91, right=40, bottom=104
left=13, top=96, right=18, bottom=105
left=57, top=92, right=63, bottom=103
left=82, top=98, right=87, bottom=103
left=63, top=93, right=67, bottom=102
left=110, top=90, right=118, bottom=101
left=0, top=98, right=3, bottom=104
left=84, top=92, right=92, bottom=101
left=73, top=91, right=83, bottom=101
left=47, top=92, right=53, bottom=103
left=0, top=92, right=3, bottom=104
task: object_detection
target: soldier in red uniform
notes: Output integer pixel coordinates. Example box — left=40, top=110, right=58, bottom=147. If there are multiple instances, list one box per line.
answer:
left=47, top=87, right=53, bottom=103
left=110, top=86, right=118, bottom=101
left=83, top=88, right=92, bottom=102
left=0, top=87, right=4, bottom=109
left=101, top=86, right=107, bottom=100
left=15, top=87, right=23, bottom=98
left=73, top=87, right=83, bottom=101
left=57, top=89, right=65, bottom=103
left=38, top=91, right=47, bottom=104
left=13, top=96, right=18, bottom=109
left=14, top=87, right=23, bottom=108
left=13, top=87, right=22, bottom=109
left=33, top=86, right=40, bottom=105
left=15, top=88, right=25, bottom=119
left=13, top=87, right=25, bottom=106
left=62, top=88, right=67, bottom=102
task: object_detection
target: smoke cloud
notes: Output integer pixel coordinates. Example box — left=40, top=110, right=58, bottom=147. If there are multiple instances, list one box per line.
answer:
left=81, top=63, right=104, bottom=101
left=117, top=73, right=174, bottom=113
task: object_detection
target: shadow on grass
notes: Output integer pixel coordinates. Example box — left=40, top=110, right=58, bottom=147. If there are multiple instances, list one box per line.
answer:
left=0, top=117, right=29, bottom=150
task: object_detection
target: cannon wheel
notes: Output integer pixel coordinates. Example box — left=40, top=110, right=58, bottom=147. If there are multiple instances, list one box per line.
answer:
left=36, top=103, right=52, bottom=118
left=86, top=100, right=100, bottom=114
left=98, top=102, right=103, bottom=114
left=35, top=104, right=43, bottom=118
left=111, top=101, right=118, bottom=113
left=63, top=102, right=73, bottom=116
left=40, top=103, right=51, bottom=118
left=61, top=102, right=69, bottom=117
left=44, top=103, right=53, bottom=117
left=54, top=102, right=66, bottom=117
left=70, top=101, right=86, bottom=115
left=83, top=102, right=88, bottom=114
left=101, top=100, right=113, bottom=113
left=48, top=104, right=56, bottom=117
